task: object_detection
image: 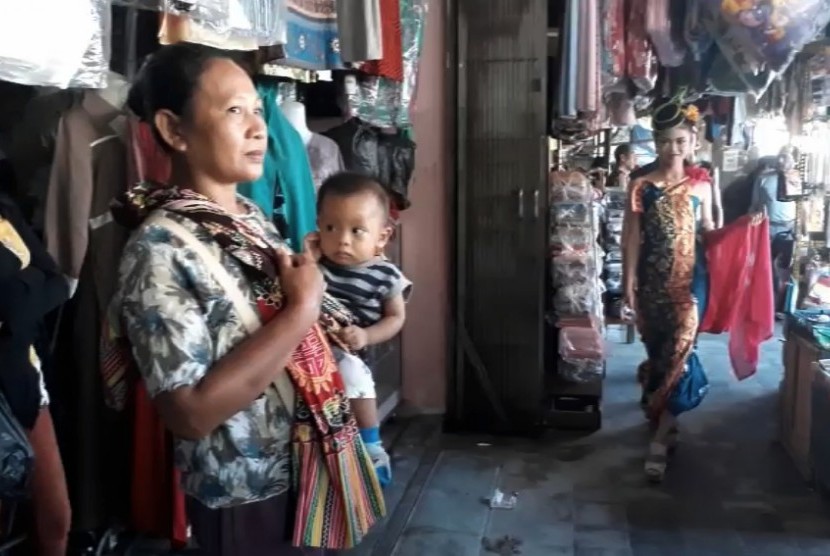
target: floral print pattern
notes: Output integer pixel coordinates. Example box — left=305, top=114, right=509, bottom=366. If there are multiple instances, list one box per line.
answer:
left=115, top=200, right=293, bottom=509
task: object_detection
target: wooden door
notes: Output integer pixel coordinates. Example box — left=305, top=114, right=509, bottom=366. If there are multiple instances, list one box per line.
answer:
left=453, top=0, right=548, bottom=431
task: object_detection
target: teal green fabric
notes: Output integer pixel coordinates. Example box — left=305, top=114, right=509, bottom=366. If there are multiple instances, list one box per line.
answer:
left=238, top=83, right=317, bottom=251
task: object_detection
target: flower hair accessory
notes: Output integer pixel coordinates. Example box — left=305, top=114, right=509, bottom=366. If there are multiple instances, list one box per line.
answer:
left=681, top=105, right=700, bottom=125
left=652, top=90, right=699, bottom=132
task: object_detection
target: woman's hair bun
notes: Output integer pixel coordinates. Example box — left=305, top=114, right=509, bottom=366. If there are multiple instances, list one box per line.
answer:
left=126, top=77, right=149, bottom=122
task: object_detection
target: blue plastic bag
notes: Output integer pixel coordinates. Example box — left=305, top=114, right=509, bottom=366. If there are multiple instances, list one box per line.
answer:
left=668, top=352, right=710, bottom=416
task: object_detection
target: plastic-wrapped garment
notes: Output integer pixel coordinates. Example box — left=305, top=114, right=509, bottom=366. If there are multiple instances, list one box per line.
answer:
left=377, top=131, right=415, bottom=209
left=684, top=0, right=714, bottom=61
left=559, top=359, right=605, bottom=383
left=552, top=252, right=598, bottom=286
left=338, top=0, right=383, bottom=63
left=360, top=0, right=404, bottom=81
left=550, top=226, right=597, bottom=254
left=552, top=202, right=591, bottom=226
left=646, top=0, right=686, bottom=67
left=163, top=0, right=287, bottom=46
left=0, top=0, right=107, bottom=88
left=604, top=262, right=622, bottom=293
left=323, top=119, right=414, bottom=210
left=558, top=326, right=606, bottom=383
left=626, top=0, right=658, bottom=93
left=559, top=326, right=605, bottom=362
left=550, top=171, right=593, bottom=203
left=706, top=46, right=773, bottom=96
left=283, top=0, right=342, bottom=69
left=345, top=0, right=427, bottom=127
left=702, top=0, right=830, bottom=74
left=600, top=0, right=626, bottom=94
left=700, top=215, right=774, bottom=381
left=159, top=12, right=258, bottom=50
left=71, top=0, right=111, bottom=88
left=554, top=283, right=601, bottom=318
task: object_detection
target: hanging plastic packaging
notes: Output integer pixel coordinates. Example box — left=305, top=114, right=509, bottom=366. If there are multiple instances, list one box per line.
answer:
left=626, top=0, right=658, bottom=93
left=646, top=0, right=686, bottom=67
left=346, top=0, right=427, bottom=127
left=684, top=0, right=714, bottom=61
left=162, top=0, right=287, bottom=47
left=71, top=0, right=111, bottom=89
left=600, top=0, right=627, bottom=94
left=0, top=0, right=106, bottom=88
left=701, top=0, right=830, bottom=97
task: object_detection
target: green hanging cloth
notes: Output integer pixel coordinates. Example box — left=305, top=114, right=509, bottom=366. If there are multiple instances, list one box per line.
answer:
left=239, top=82, right=317, bottom=251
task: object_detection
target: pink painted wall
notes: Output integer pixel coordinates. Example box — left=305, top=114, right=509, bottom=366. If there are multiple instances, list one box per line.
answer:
left=400, top=2, right=450, bottom=413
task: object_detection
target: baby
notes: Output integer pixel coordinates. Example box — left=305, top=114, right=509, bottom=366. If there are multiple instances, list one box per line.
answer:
left=312, top=172, right=411, bottom=487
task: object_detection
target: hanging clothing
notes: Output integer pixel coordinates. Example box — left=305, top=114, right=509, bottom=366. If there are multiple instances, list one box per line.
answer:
left=344, top=0, right=427, bottom=128
left=8, top=89, right=82, bottom=235
left=0, top=194, right=67, bottom=428
left=575, top=0, right=599, bottom=114
left=626, top=0, right=658, bottom=93
left=631, top=177, right=709, bottom=420
left=43, top=90, right=132, bottom=532
left=283, top=0, right=342, bottom=70
left=700, top=216, right=774, bottom=380
left=557, top=0, right=578, bottom=118
left=130, top=381, right=188, bottom=549
left=306, top=133, right=344, bottom=191
left=324, top=119, right=415, bottom=210
left=359, top=0, right=404, bottom=81
left=337, top=0, right=383, bottom=63
left=238, top=83, right=317, bottom=251
left=750, top=169, right=796, bottom=238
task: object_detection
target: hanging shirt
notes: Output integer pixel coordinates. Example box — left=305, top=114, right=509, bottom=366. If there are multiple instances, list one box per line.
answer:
left=700, top=215, right=774, bottom=380
left=359, top=0, right=404, bottom=81
left=750, top=170, right=796, bottom=237
left=238, top=83, right=317, bottom=251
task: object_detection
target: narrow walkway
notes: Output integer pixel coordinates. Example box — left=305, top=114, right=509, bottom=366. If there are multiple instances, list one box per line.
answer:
left=364, top=329, right=830, bottom=556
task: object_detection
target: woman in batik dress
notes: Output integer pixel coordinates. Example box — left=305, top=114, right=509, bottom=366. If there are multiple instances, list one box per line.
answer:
left=622, top=99, right=715, bottom=483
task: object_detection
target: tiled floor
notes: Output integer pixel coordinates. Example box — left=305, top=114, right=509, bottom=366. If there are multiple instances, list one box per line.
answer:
left=124, top=327, right=830, bottom=555
left=359, top=327, right=830, bottom=556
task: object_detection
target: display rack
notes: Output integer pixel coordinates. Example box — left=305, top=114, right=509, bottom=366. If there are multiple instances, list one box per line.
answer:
left=545, top=170, right=606, bottom=430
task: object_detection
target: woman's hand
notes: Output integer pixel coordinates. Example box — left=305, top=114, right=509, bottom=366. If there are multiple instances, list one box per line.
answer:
left=277, top=243, right=325, bottom=316
left=302, top=232, right=323, bottom=262
left=750, top=211, right=766, bottom=226
left=340, top=326, right=369, bottom=351
left=623, top=286, right=637, bottom=321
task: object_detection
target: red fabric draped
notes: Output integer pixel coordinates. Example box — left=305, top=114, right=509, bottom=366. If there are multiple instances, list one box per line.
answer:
left=130, top=382, right=189, bottom=549
left=701, top=215, right=775, bottom=380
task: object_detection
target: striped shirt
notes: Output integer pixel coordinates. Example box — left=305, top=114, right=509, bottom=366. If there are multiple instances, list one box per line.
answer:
left=320, top=258, right=412, bottom=326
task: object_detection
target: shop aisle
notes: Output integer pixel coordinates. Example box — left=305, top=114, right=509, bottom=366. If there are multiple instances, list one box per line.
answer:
left=356, top=329, right=830, bottom=556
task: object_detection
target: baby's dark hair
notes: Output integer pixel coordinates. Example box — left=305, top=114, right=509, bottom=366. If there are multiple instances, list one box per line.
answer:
left=127, top=43, right=245, bottom=151
left=317, top=172, right=390, bottom=217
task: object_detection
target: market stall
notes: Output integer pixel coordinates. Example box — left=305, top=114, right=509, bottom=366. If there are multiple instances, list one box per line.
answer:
left=524, top=0, right=830, bottom=437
